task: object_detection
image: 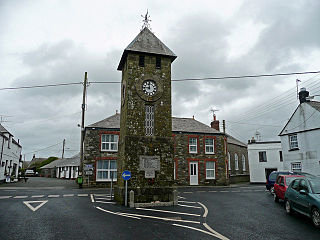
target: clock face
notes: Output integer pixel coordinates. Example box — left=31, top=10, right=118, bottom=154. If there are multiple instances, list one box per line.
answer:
left=142, top=80, right=157, bottom=96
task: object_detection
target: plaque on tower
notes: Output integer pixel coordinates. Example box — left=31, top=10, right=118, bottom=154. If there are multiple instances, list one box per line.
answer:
left=139, top=156, right=160, bottom=171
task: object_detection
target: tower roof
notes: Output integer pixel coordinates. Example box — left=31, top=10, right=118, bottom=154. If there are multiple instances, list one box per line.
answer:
left=117, top=27, right=177, bottom=70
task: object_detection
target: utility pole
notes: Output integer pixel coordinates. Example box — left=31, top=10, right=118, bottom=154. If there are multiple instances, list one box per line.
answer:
left=62, top=139, right=65, bottom=159
left=79, top=72, right=88, bottom=187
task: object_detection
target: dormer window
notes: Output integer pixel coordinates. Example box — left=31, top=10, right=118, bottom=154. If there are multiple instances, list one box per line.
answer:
left=139, top=55, right=145, bottom=67
left=156, top=57, right=161, bottom=69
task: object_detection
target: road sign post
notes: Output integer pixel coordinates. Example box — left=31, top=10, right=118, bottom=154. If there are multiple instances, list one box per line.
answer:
left=122, top=170, right=131, bottom=207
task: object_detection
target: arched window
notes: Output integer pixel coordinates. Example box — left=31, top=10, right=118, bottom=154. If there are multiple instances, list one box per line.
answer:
left=235, top=154, right=239, bottom=170
left=242, top=154, right=246, bottom=171
left=228, top=152, right=231, bottom=171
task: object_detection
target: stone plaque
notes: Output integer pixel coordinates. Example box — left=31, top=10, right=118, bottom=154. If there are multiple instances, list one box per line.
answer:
left=139, top=156, right=160, bottom=171
left=145, top=169, right=155, bottom=178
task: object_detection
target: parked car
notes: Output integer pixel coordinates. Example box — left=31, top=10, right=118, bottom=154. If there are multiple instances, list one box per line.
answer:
left=274, top=175, right=303, bottom=202
left=25, top=169, right=35, bottom=177
left=284, top=177, right=320, bottom=228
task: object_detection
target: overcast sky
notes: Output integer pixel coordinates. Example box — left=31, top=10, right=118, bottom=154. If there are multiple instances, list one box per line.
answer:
left=1, top=0, right=320, bottom=160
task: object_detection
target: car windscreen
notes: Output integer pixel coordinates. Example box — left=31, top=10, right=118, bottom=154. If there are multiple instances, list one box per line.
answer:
left=309, top=179, right=320, bottom=194
left=286, top=177, right=297, bottom=185
left=269, top=173, right=277, bottom=181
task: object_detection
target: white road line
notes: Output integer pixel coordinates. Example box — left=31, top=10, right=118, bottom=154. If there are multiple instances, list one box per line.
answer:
left=120, top=212, right=200, bottom=224
left=90, top=194, right=94, bottom=203
left=178, top=204, right=201, bottom=209
left=178, top=196, right=186, bottom=199
left=63, top=194, right=74, bottom=197
left=95, top=201, right=116, bottom=204
left=178, top=200, right=197, bottom=204
left=136, top=207, right=201, bottom=217
left=95, top=197, right=111, bottom=200
left=23, top=200, right=48, bottom=212
left=31, top=195, right=44, bottom=198
left=0, top=196, right=11, bottom=199
left=78, top=194, right=88, bottom=197
left=96, top=206, right=141, bottom=220
left=48, top=195, right=59, bottom=198
left=197, top=202, right=208, bottom=217
left=203, top=223, right=230, bottom=240
left=13, top=196, right=28, bottom=199
left=182, top=192, right=193, bottom=194
left=173, top=223, right=218, bottom=238
left=94, top=194, right=110, bottom=197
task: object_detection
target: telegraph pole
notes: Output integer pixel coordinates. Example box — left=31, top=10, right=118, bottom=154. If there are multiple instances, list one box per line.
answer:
left=61, top=139, right=65, bottom=159
left=78, top=72, right=88, bottom=188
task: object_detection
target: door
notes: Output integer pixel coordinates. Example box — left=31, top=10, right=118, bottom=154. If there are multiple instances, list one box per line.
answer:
left=189, top=162, right=198, bottom=185
left=295, top=179, right=310, bottom=214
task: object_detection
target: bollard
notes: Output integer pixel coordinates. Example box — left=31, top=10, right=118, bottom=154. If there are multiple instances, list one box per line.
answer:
left=173, top=190, right=178, bottom=205
left=129, top=190, right=135, bottom=208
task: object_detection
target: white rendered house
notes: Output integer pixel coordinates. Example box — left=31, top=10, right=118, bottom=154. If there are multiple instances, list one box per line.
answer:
left=279, top=88, right=320, bottom=176
left=248, top=140, right=283, bottom=183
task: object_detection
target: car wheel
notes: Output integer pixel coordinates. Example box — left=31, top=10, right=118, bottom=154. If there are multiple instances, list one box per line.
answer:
left=270, top=186, right=275, bottom=194
left=285, top=200, right=293, bottom=215
left=274, top=194, right=279, bottom=203
left=312, top=208, right=320, bottom=228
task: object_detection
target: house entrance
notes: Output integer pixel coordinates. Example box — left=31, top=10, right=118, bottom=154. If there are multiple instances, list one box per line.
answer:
left=189, top=162, right=198, bottom=185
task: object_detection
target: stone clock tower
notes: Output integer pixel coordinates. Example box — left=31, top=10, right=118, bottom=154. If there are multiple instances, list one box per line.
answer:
left=114, top=26, right=177, bottom=204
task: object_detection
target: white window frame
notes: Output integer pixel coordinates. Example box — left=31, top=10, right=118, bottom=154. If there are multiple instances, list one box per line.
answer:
left=289, top=134, right=298, bottom=150
left=96, top=160, right=117, bottom=182
left=206, top=161, right=215, bottom=179
left=101, top=134, right=119, bottom=152
left=189, top=138, right=197, bottom=153
left=205, top=138, right=214, bottom=154
left=242, top=154, right=246, bottom=171
left=235, top=154, right=239, bottom=170
left=291, top=162, right=302, bottom=172
left=228, top=152, right=231, bottom=171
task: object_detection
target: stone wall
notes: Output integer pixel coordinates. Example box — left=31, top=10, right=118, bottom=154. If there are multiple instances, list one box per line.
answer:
left=227, top=143, right=250, bottom=182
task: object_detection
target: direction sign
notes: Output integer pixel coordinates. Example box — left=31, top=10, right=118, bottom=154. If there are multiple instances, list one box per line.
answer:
left=122, top=170, right=131, bottom=181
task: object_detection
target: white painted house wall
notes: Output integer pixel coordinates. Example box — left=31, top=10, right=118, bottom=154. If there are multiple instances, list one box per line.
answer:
left=280, top=102, right=320, bottom=176
left=248, top=141, right=283, bottom=183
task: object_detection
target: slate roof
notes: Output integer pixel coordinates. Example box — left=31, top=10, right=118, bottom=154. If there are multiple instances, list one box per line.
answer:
left=226, top=134, right=247, bottom=147
left=87, top=113, right=120, bottom=129
left=55, top=153, right=80, bottom=167
left=40, top=159, right=63, bottom=169
left=307, top=101, right=320, bottom=112
left=118, top=27, right=177, bottom=70
left=0, top=124, right=9, bottom=133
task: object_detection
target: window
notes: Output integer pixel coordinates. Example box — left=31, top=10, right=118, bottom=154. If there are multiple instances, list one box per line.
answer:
left=279, top=151, right=283, bottom=162
left=156, top=57, right=161, bottom=69
left=289, top=134, right=298, bottom=150
left=228, top=152, right=231, bottom=171
left=205, top=138, right=214, bottom=154
left=139, top=55, right=145, bottom=67
left=206, top=161, right=215, bottom=179
left=291, top=179, right=300, bottom=191
left=189, top=138, right=197, bottom=153
left=242, top=154, right=246, bottom=171
left=96, top=160, right=117, bottom=181
left=235, top=154, right=239, bottom=170
left=259, top=151, right=267, bottom=162
left=145, top=105, right=154, bottom=136
left=101, top=134, right=118, bottom=151
left=291, top=162, right=302, bottom=172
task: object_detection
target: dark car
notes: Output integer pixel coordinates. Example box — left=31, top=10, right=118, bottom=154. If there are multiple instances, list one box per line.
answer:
left=284, top=177, right=320, bottom=228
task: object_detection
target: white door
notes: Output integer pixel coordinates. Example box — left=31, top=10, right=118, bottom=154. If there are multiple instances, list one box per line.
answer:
left=189, top=162, right=198, bottom=185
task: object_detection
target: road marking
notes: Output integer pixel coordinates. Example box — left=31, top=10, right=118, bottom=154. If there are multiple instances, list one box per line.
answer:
left=31, top=195, right=44, bottom=198
left=90, top=194, right=94, bottom=203
left=95, top=201, right=116, bottom=204
left=178, top=196, right=186, bottom=199
left=63, top=194, right=74, bottom=197
left=197, top=202, right=208, bottom=217
left=94, top=194, right=109, bottom=197
left=78, top=194, right=88, bottom=197
left=203, top=223, right=230, bottom=240
left=48, top=195, right=59, bottom=198
left=96, top=207, right=141, bottom=220
left=0, top=196, right=11, bottom=199
left=136, top=207, right=201, bottom=217
left=13, top=196, right=28, bottom=199
left=23, top=200, right=48, bottom=212
left=231, top=191, right=241, bottom=192
left=178, top=204, right=201, bottom=209
left=173, top=223, right=219, bottom=238
left=95, top=197, right=111, bottom=200
left=182, top=192, right=193, bottom=194
left=178, top=200, right=197, bottom=204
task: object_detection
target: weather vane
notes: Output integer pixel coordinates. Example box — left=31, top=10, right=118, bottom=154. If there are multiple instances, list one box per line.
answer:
left=141, top=10, right=152, bottom=31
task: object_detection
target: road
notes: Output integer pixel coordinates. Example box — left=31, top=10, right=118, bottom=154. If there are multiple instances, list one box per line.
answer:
left=0, top=178, right=319, bottom=240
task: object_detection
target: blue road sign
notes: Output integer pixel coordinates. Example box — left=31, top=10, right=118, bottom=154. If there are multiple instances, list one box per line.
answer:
left=122, top=170, right=131, bottom=181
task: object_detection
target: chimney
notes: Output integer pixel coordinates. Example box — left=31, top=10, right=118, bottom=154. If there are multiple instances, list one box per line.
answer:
left=210, top=114, right=220, bottom=131
left=299, top=87, right=310, bottom=104
left=33, top=154, right=35, bottom=159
